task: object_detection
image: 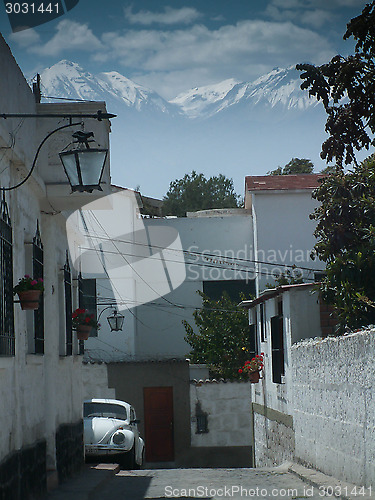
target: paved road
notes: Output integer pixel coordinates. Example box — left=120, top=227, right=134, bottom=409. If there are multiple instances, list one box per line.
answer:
left=90, top=466, right=328, bottom=499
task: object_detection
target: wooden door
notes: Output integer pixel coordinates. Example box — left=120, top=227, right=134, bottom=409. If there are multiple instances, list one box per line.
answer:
left=143, top=386, right=174, bottom=462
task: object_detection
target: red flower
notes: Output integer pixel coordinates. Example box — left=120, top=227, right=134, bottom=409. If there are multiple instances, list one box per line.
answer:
left=238, top=369, right=243, bottom=374
left=85, top=317, right=91, bottom=323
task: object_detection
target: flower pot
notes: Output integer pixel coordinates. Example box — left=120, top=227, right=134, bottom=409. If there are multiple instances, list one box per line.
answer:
left=76, top=325, right=92, bottom=341
left=17, top=290, right=42, bottom=310
left=249, top=370, right=260, bottom=383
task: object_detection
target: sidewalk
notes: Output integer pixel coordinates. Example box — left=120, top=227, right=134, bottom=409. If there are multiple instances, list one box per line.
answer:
left=287, top=463, right=374, bottom=500
left=45, top=464, right=120, bottom=500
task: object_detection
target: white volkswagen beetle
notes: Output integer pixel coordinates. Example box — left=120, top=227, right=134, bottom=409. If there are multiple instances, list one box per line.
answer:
left=83, top=398, right=145, bottom=469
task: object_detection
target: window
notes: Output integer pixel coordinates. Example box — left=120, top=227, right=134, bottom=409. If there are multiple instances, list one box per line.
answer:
left=78, top=274, right=97, bottom=355
left=33, top=222, right=44, bottom=354
left=0, top=194, right=14, bottom=356
left=259, top=302, right=266, bottom=342
left=202, top=279, right=255, bottom=302
left=271, top=297, right=285, bottom=384
left=64, top=252, right=73, bottom=356
left=195, top=401, right=208, bottom=434
left=78, top=276, right=97, bottom=336
left=84, top=402, right=128, bottom=421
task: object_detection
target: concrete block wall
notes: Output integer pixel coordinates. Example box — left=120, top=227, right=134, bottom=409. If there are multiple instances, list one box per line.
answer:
left=190, top=381, right=252, bottom=448
left=291, top=330, right=375, bottom=488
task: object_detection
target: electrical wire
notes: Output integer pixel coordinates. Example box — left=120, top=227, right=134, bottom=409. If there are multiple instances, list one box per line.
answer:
left=72, top=230, right=324, bottom=273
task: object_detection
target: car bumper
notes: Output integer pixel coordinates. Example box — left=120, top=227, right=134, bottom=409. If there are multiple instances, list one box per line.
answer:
left=85, top=445, right=128, bottom=456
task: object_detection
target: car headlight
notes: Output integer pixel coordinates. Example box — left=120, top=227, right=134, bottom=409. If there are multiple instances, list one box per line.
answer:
left=112, top=431, right=126, bottom=445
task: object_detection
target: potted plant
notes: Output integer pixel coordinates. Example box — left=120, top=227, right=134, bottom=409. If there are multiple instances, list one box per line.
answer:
left=72, top=308, right=100, bottom=340
left=13, top=275, right=44, bottom=310
left=239, top=353, right=264, bottom=383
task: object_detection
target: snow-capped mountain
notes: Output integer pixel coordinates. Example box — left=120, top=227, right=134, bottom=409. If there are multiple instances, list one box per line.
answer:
left=37, top=60, right=177, bottom=114
left=34, top=61, right=319, bottom=120
left=170, top=78, right=239, bottom=119
left=172, top=66, right=319, bottom=119
left=31, top=60, right=327, bottom=199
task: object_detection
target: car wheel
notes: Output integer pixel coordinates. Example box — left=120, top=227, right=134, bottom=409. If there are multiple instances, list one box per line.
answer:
left=119, top=446, right=136, bottom=470
left=134, top=448, right=144, bottom=470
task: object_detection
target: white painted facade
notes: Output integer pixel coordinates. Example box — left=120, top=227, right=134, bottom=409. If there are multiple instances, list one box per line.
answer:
left=190, top=381, right=252, bottom=448
left=245, top=178, right=324, bottom=294
left=242, top=284, right=322, bottom=466
left=82, top=362, right=116, bottom=400
left=0, top=34, right=112, bottom=485
left=135, top=209, right=254, bottom=359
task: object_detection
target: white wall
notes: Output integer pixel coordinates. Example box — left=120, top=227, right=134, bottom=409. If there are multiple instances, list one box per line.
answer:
left=82, top=363, right=116, bottom=400
left=250, top=191, right=322, bottom=294
left=292, top=330, right=375, bottom=488
left=0, top=35, right=110, bottom=474
left=190, top=381, right=252, bottom=448
left=136, top=211, right=254, bottom=359
left=250, top=286, right=322, bottom=467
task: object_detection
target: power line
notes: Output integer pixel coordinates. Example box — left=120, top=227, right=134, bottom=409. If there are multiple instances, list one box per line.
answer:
left=73, top=230, right=324, bottom=273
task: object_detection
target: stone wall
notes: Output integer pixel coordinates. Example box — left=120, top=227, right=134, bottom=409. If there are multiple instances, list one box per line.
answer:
left=292, top=330, right=375, bottom=488
left=0, top=440, right=46, bottom=500
left=252, top=404, right=294, bottom=467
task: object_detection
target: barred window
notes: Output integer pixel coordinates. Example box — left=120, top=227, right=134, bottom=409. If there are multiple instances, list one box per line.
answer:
left=78, top=274, right=97, bottom=355
left=0, top=193, right=14, bottom=356
left=33, top=222, right=44, bottom=354
left=64, top=252, right=72, bottom=356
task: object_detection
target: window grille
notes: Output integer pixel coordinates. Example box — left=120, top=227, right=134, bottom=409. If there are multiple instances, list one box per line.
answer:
left=33, top=221, right=44, bottom=354
left=0, top=193, right=14, bottom=356
left=195, top=401, right=208, bottom=434
left=196, top=415, right=208, bottom=434
left=78, top=274, right=97, bottom=354
left=271, top=313, right=285, bottom=384
left=64, top=252, right=73, bottom=356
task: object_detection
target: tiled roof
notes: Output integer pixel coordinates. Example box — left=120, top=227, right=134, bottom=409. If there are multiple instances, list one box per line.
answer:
left=245, top=174, right=324, bottom=192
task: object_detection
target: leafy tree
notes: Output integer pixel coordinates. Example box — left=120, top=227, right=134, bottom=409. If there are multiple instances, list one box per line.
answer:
left=265, top=266, right=304, bottom=289
left=296, top=1, right=375, bottom=167
left=268, top=158, right=314, bottom=175
left=310, top=154, right=375, bottom=329
left=183, top=291, right=253, bottom=379
left=162, top=171, right=241, bottom=217
left=296, top=2, right=375, bottom=330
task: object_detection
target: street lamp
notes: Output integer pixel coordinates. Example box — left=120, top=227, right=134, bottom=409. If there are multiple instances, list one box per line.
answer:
left=98, top=306, right=125, bottom=332
left=107, top=310, right=125, bottom=332
left=59, top=131, right=108, bottom=193
left=0, top=110, right=115, bottom=192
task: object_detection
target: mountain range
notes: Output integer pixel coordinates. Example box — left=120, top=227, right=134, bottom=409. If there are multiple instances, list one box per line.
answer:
left=37, top=60, right=320, bottom=119
left=33, top=60, right=327, bottom=198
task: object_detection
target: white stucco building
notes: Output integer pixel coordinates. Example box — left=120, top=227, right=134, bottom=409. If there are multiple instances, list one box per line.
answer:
left=245, top=174, right=324, bottom=294
left=0, top=34, right=112, bottom=496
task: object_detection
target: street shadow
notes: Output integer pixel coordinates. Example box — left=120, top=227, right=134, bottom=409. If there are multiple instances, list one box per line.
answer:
left=91, top=475, right=152, bottom=499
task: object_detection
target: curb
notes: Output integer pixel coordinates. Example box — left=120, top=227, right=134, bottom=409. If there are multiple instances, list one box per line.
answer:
left=288, top=463, right=373, bottom=500
left=45, top=463, right=120, bottom=500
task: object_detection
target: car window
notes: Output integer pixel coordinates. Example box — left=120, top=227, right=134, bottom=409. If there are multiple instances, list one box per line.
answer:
left=84, top=402, right=128, bottom=420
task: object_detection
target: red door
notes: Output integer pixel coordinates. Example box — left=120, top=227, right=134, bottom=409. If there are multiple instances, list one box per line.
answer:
left=143, top=387, right=174, bottom=462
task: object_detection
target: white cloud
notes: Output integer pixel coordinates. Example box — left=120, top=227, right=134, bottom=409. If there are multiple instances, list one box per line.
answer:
left=96, top=20, right=333, bottom=98
left=124, top=6, right=202, bottom=26
left=9, top=28, right=40, bottom=48
left=101, top=20, right=333, bottom=72
left=28, top=20, right=103, bottom=56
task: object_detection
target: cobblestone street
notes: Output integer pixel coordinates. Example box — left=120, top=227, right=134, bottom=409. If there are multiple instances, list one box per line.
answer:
left=88, top=466, right=340, bottom=500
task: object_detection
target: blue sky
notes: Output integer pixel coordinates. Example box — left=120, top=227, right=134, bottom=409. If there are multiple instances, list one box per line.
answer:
left=0, top=0, right=369, bottom=99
